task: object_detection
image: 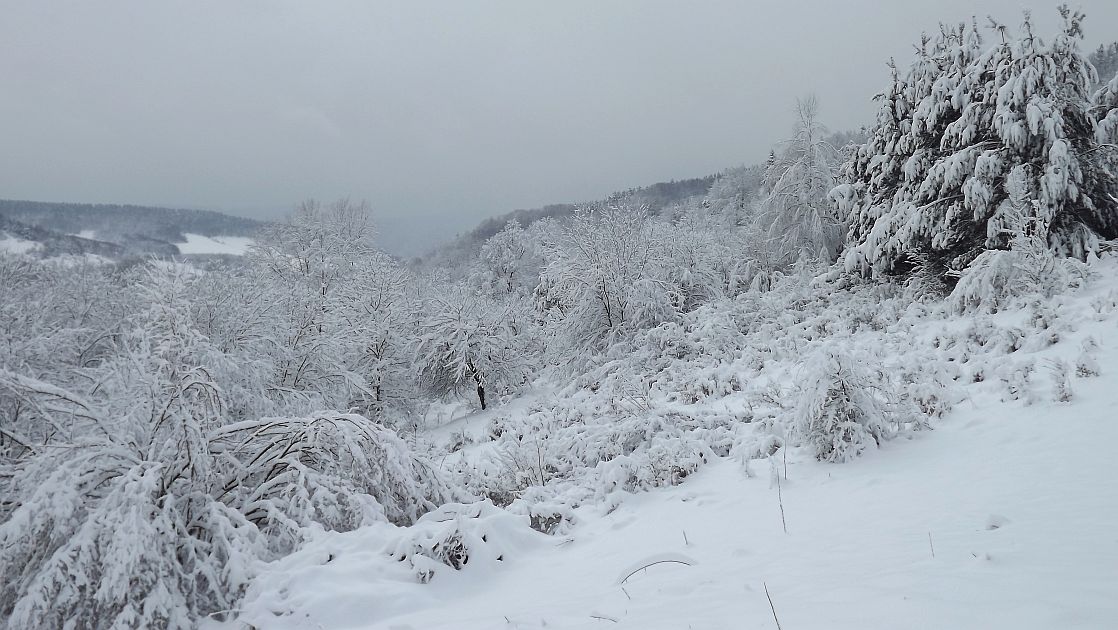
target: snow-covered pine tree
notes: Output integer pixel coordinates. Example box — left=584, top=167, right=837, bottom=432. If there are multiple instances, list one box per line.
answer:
left=793, top=348, right=892, bottom=463
left=950, top=165, right=1089, bottom=312
left=1089, top=41, right=1118, bottom=89
left=1091, top=60, right=1118, bottom=213
left=832, top=22, right=985, bottom=279
left=836, top=9, right=1118, bottom=278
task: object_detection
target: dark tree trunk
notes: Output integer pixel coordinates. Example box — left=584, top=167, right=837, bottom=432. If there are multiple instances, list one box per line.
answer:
left=468, top=361, right=486, bottom=410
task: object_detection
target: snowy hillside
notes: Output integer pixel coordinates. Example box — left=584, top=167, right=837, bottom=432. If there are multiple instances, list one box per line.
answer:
left=0, top=199, right=261, bottom=260
left=219, top=256, right=1118, bottom=630
left=174, top=233, right=254, bottom=256
left=3, top=8, right=1118, bottom=630
left=0, top=234, right=40, bottom=255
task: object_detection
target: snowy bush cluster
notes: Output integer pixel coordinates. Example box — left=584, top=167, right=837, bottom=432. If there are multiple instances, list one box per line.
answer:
left=2, top=8, right=1118, bottom=630
left=0, top=210, right=461, bottom=629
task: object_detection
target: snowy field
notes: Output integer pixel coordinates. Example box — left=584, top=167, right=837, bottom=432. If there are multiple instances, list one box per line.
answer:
left=0, top=234, right=41, bottom=254
left=175, top=233, right=254, bottom=255
left=219, top=258, right=1118, bottom=630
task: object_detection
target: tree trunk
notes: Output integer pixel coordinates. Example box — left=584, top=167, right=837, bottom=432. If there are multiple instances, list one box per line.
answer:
left=468, top=362, right=487, bottom=410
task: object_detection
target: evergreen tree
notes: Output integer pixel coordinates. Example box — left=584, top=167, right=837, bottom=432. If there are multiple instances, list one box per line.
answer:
left=1089, top=41, right=1118, bottom=89
left=836, top=9, right=1118, bottom=278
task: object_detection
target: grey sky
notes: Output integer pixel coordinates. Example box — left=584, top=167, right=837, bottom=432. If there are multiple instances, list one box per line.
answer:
left=2, top=1, right=1116, bottom=254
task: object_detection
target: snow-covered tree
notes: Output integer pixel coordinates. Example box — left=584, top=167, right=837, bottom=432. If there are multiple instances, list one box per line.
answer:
left=1091, top=61, right=1118, bottom=209
left=472, top=220, right=546, bottom=298
left=793, top=348, right=892, bottom=463
left=247, top=199, right=419, bottom=420
left=537, top=203, right=678, bottom=360
left=661, top=211, right=731, bottom=309
left=950, top=165, right=1089, bottom=312
left=837, top=10, right=1118, bottom=278
left=1089, top=41, right=1118, bottom=89
left=753, top=96, right=845, bottom=266
left=0, top=265, right=455, bottom=628
left=413, top=286, right=533, bottom=410
left=702, top=165, right=763, bottom=227
left=0, top=267, right=262, bottom=629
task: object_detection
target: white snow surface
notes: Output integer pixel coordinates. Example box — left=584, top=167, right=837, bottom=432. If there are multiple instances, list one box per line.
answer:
left=220, top=262, right=1118, bottom=630
left=0, top=233, right=41, bottom=254
left=175, top=233, right=253, bottom=255
left=225, top=408, right=1117, bottom=629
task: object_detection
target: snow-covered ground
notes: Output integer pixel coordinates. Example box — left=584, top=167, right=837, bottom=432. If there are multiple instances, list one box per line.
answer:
left=0, top=234, right=41, bottom=254
left=225, top=398, right=1117, bottom=630
left=221, top=260, right=1118, bottom=630
left=175, top=233, right=253, bottom=255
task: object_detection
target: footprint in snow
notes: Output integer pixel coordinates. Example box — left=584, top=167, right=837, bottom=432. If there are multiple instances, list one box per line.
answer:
left=985, top=514, right=1011, bottom=530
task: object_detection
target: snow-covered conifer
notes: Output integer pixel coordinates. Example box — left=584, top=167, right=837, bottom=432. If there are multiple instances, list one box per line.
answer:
left=838, top=10, right=1118, bottom=277
left=793, top=348, right=892, bottom=463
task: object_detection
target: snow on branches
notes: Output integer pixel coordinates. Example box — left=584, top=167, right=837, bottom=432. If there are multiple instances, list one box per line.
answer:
left=0, top=264, right=454, bottom=628
left=838, top=8, right=1118, bottom=278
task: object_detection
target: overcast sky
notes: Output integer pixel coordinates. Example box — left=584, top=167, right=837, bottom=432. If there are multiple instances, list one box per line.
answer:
left=2, top=1, right=1116, bottom=254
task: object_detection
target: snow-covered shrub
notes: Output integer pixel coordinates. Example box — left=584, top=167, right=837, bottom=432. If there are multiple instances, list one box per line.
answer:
left=0, top=266, right=457, bottom=628
left=949, top=166, right=1091, bottom=313
left=456, top=400, right=741, bottom=514
left=1076, top=337, right=1101, bottom=377
left=1002, top=361, right=1037, bottom=404
left=0, top=273, right=261, bottom=629
left=949, top=249, right=1088, bottom=313
left=386, top=501, right=543, bottom=583
left=445, top=428, right=473, bottom=453
left=956, top=316, right=1026, bottom=356
left=0, top=451, right=263, bottom=630
left=524, top=502, right=576, bottom=535
left=211, top=412, right=457, bottom=549
left=486, top=415, right=509, bottom=440
left=1047, top=359, right=1074, bottom=402
left=632, top=307, right=748, bottom=404
left=898, top=354, right=959, bottom=419
left=900, top=254, right=954, bottom=301
left=793, top=348, right=894, bottom=463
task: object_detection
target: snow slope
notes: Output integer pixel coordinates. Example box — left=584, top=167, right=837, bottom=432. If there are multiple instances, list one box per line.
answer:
left=0, top=233, right=41, bottom=254
left=226, top=396, right=1117, bottom=629
left=175, top=233, right=254, bottom=255
left=223, top=261, right=1118, bottom=630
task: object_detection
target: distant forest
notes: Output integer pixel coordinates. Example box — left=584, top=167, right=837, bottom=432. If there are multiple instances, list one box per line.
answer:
left=0, top=199, right=261, bottom=244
